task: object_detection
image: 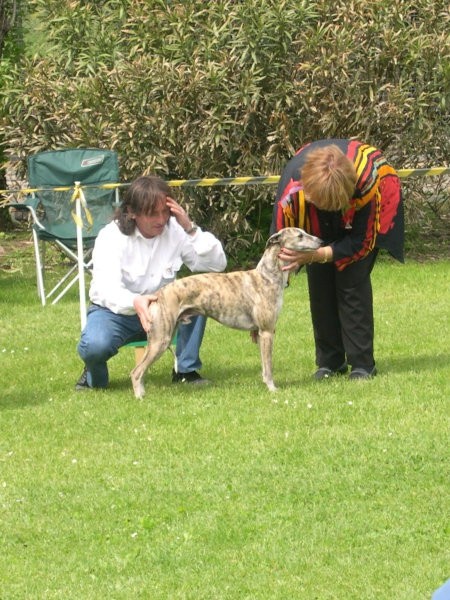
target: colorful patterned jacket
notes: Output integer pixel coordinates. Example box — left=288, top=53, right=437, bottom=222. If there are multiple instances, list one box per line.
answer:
left=271, top=139, right=404, bottom=270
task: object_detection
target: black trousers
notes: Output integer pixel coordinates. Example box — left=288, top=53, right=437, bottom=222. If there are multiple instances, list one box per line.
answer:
left=306, top=250, right=378, bottom=371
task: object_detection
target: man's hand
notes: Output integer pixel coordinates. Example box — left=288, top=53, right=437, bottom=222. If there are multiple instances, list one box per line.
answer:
left=133, top=294, right=158, bottom=332
left=166, top=196, right=192, bottom=232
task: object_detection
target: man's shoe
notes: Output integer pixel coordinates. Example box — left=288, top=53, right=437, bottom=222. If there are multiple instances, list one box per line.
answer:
left=349, top=366, right=377, bottom=380
left=75, top=367, right=91, bottom=391
left=172, top=369, right=210, bottom=385
left=314, top=362, right=348, bottom=381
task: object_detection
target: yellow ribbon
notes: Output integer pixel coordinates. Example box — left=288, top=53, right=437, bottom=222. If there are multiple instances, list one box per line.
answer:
left=71, top=183, right=93, bottom=230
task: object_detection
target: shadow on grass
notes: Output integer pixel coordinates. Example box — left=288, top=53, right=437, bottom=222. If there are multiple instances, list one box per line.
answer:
left=1, top=352, right=447, bottom=412
left=104, top=354, right=450, bottom=394
left=0, top=389, right=50, bottom=411
left=203, top=352, right=450, bottom=390
left=108, top=376, right=173, bottom=393
left=376, top=353, right=450, bottom=374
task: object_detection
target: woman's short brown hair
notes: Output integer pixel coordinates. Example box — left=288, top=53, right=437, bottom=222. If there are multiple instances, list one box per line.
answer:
left=301, top=145, right=357, bottom=211
left=115, top=175, right=172, bottom=235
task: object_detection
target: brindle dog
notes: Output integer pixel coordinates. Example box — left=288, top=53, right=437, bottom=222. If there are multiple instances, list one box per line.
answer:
left=131, top=227, right=322, bottom=398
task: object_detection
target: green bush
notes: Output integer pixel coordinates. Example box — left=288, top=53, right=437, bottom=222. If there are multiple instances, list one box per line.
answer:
left=1, top=0, right=449, bottom=258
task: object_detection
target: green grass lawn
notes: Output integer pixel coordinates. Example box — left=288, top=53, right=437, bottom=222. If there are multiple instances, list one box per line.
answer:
left=0, top=248, right=449, bottom=599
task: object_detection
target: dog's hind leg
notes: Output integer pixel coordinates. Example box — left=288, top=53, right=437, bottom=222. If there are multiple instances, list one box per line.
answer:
left=258, top=330, right=277, bottom=392
left=130, top=338, right=170, bottom=399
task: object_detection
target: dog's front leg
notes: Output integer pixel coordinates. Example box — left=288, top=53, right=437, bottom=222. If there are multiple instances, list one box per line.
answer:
left=258, top=330, right=277, bottom=392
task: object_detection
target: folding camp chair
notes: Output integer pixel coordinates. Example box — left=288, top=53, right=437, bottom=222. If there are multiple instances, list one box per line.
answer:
left=17, top=148, right=120, bottom=307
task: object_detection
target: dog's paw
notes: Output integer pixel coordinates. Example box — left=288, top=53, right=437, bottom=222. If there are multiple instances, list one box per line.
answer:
left=132, top=379, right=146, bottom=399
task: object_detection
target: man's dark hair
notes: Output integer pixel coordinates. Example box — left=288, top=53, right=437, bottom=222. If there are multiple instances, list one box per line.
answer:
left=115, top=176, right=172, bottom=235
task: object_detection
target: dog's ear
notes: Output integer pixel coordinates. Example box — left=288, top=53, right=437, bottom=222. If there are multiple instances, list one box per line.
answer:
left=266, top=231, right=281, bottom=248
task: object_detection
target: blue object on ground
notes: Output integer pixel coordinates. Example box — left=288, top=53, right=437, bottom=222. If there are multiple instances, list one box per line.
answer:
left=433, top=579, right=450, bottom=600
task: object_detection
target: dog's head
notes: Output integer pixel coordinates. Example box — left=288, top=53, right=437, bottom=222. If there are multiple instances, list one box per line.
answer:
left=266, top=227, right=322, bottom=252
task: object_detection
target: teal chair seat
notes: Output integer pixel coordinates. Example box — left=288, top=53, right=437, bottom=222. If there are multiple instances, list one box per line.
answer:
left=125, top=332, right=178, bottom=366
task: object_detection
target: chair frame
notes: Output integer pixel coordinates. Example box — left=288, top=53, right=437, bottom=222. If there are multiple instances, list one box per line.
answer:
left=25, top=188, right=120, bottom=306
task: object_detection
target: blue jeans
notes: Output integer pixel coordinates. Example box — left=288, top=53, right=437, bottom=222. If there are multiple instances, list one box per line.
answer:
left=77, top=304, right=206, bottom=388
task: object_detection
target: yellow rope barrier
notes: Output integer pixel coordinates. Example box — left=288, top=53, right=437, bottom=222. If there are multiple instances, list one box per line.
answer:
left=1, top=167, right=449, bottom=204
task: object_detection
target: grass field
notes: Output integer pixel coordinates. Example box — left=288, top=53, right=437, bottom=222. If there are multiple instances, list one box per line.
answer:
left=0, top=239, right=449, bottom=599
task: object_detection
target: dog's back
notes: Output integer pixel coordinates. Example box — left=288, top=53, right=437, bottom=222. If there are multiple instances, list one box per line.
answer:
left=155, top=268, right=281, bottom=332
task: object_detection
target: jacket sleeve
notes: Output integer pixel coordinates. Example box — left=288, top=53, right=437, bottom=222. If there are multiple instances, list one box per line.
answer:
left=332, top=197, right=378, bottom=269
left=270, top=152, right=305, bottom=234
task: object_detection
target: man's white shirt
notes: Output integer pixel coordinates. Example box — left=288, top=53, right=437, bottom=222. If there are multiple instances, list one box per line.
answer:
left=89, top=217, right=227, bottom=314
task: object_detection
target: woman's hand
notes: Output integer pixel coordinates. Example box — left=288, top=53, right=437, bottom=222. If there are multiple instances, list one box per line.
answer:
left=279, top=246, right=332, bottom=271
left=133, top=294, right=158, bottom=332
